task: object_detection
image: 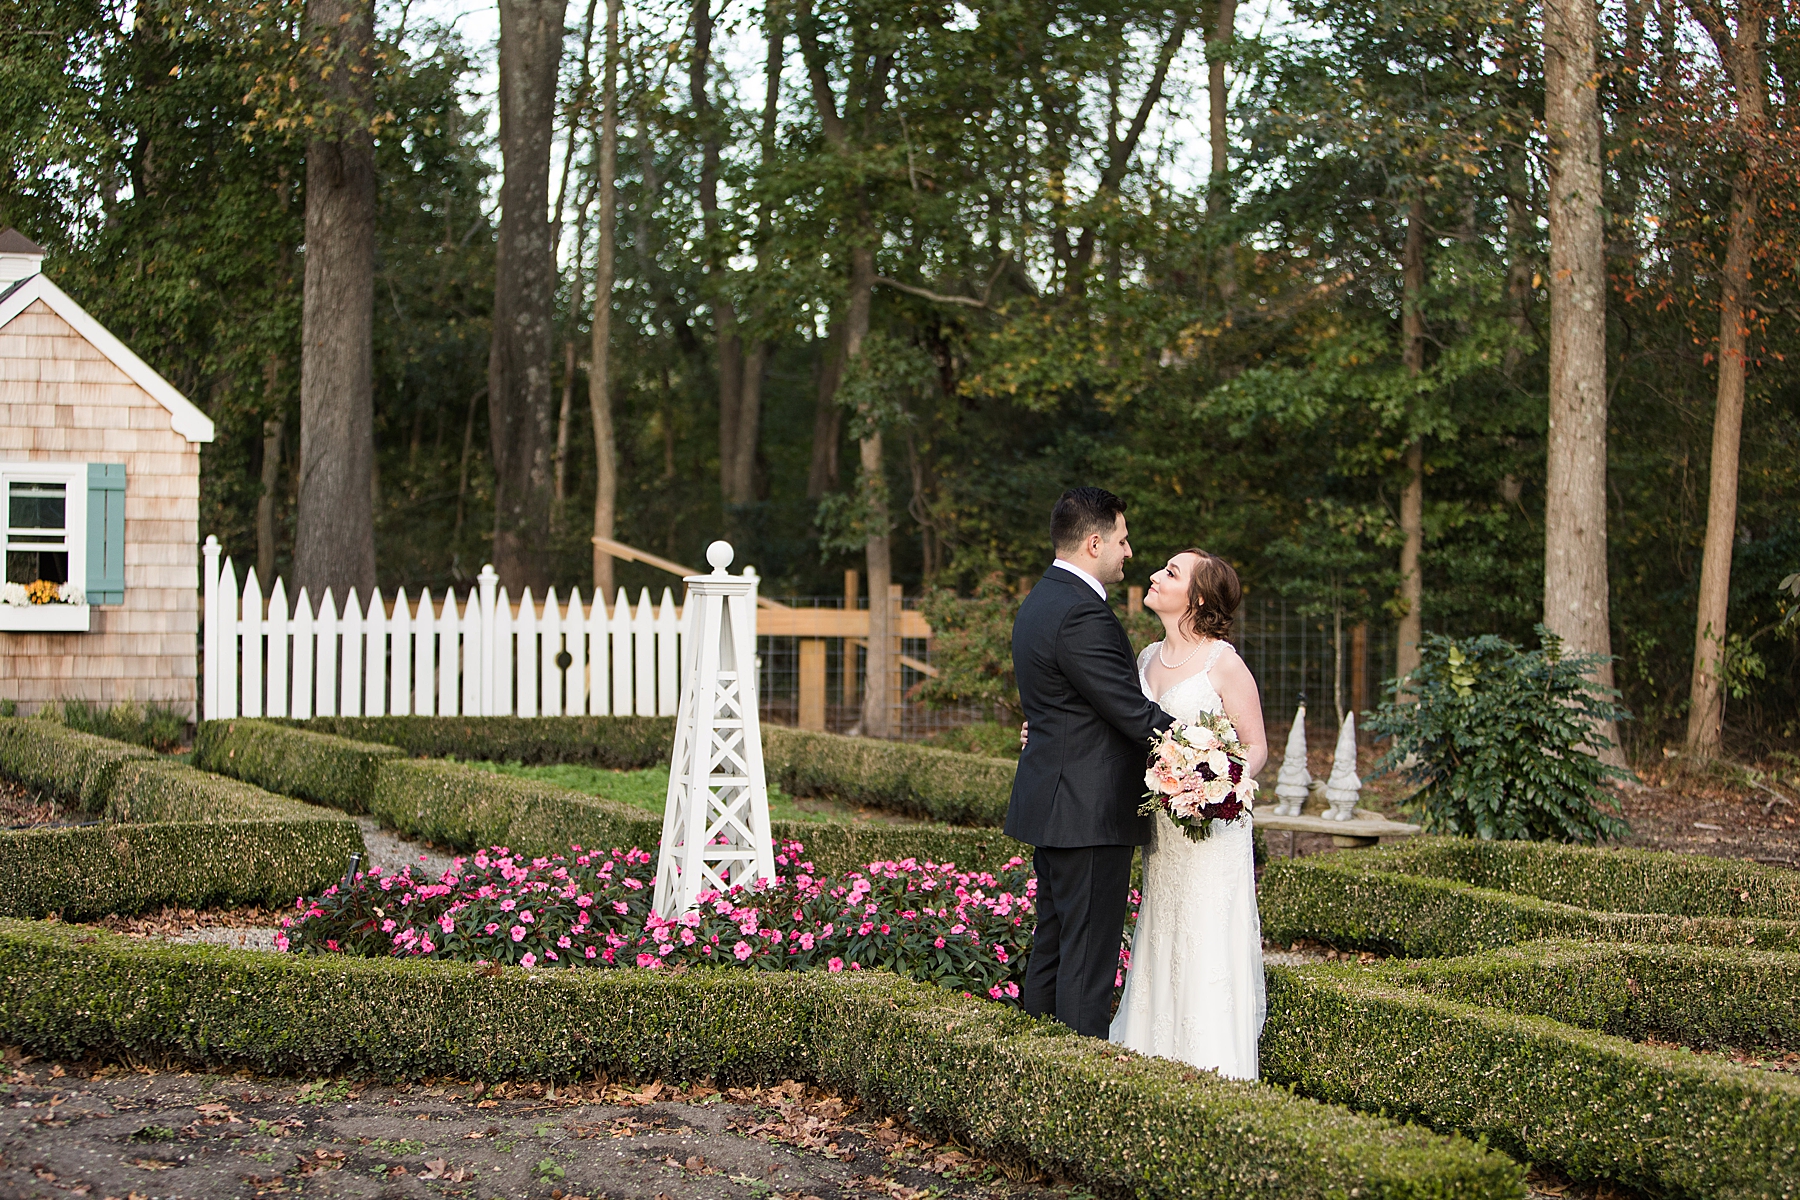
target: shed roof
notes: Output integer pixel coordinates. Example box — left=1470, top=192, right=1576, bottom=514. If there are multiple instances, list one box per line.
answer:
left=0, top=259, right=214, bottom=444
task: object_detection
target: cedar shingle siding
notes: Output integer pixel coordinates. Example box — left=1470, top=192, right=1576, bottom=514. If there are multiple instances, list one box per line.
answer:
left=0, top=299, right=200, bottom=714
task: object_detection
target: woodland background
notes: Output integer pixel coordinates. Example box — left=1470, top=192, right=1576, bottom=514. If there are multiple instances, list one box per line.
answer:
left=1, top=0, right=1795, bottom=754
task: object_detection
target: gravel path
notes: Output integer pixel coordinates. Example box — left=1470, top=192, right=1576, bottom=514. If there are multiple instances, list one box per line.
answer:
left=353, top=818, right=457, bottom=881
left=0, top=1060, right=1069, bottom=1200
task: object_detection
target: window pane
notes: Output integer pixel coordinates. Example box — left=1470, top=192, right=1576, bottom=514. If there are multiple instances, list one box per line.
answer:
left=8, top=483, right=66, bottom=532
left=6, top=551, right=67, bottom=585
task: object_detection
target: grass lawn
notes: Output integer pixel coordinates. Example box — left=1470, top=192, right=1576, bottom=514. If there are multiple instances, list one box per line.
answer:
left=466, top=761, right=926, bottom=827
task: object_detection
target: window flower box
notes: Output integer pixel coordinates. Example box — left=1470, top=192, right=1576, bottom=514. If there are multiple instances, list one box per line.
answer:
left=0, top=603, right=91, bottom=633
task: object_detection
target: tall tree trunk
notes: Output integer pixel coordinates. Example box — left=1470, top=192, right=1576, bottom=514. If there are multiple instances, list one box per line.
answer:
left=554, top=337, right=575, bottom=506
left=689, top=0, right=745, bottom=510
left=845, top=245, right=892, bottom=738
left=795, top=0, right=894, bottom=735
left=1206, top=0, right=1236, bottom=308
left=722, top=6, right=785, bottom=508
left=1396, top=199, right=1426, bottom=685
left=1685, top=0, right=1767, bottom=754
left=489, top=0, right=568, bottom=593
left=807, top=322, right=845, bottom=498
left=1543, top=0, right=1623, bottom=761
left=590, top=0, right=620, bottom=598
left=258, top=415, right=283, bottom=590
left=295, top=0, right=377, bottom=606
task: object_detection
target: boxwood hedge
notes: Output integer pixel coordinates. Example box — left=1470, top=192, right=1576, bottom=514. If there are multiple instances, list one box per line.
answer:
left=1369, top=939, right=1800, bottom=1051
left=762, top=726, right=1013, bottom=826
left=1357, top=836, right=1800, bottom=921
left=274, top=716, right=1018, bottom=828
left=194, top=720, right=403, bottom=813
left=0, top=919, right=1524, bottom=1200
left=1262, top=962, right=1800, bottom=1200
left=1258, top=855, right=1800, bottom=956
left=0, top=718, right=155, bottom=811
left=200, top=720, right=1031, bottom=876
left=289, top=715, right=674, bottom=770
left=0, top=720, right=363, bottom=920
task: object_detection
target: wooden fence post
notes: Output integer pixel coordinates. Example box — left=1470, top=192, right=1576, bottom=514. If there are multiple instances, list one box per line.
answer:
left=888, top=583, right=904, bottom=735
left=846, top=569, right=862, bottom=708
left=798, top=639, right=826, bottom=730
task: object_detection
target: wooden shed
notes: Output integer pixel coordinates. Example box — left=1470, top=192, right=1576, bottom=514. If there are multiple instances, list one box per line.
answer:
left=0, top=229, right=215, bottom=716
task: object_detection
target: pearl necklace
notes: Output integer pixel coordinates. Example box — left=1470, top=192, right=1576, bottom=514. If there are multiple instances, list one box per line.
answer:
left=1157, top=637, right=1208, bottom=670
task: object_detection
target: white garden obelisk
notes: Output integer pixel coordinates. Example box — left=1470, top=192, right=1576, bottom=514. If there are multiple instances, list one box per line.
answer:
left=1273, top=705, right=1311, bottom=817
left=1322, top=712, right=1362, bottom=821
left=653, top=541, right=775, bottom=917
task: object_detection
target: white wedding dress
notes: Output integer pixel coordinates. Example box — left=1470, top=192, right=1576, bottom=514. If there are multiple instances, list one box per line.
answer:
left=1109, top=641, right=1266, bottom=1079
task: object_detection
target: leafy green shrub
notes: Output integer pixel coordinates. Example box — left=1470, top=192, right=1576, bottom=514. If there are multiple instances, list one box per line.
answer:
left=1258, top=855, right=1800, bottom=956
left=0, top=820, right=362, bottom=920
left=1263, top=963, right=1800, bottom=1200
left=1366, top=628, right=1630, bottom=842
left=1362, top=835, right=1800, bottom=920
left=0, top=719, right=363, bottom=919
left=0, top=718, right=154, bottom=812
left=202, top=720, right=1030, bottom=875
left=194, top=721, right=402, bottom=814
left=0, top=920, right=1526, bottom=1199
left=104, top=760, right=329, bottom=823
left=248, top=716, right=1023, bottom=828
left=1370, top=940, right=1800, bottom=1051
left=763, top=726, right=1014, bottom=826
left=46, top=699, right=190, bottom=753
left=921, top=721, right=1021, bottom=759
left=291, top=715, right=674, bottom=769
left=914, top=574, right=1022, bottom=721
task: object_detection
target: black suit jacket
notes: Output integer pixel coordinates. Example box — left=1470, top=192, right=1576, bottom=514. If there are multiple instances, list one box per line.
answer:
left=1004, top=568, right=1174, bottom=848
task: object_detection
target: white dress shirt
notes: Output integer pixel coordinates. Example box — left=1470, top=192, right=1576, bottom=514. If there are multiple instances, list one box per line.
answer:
left=1050, top=558, right=1108, bottom=600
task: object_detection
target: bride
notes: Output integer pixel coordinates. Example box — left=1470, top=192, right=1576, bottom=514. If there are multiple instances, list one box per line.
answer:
left=1110, top=548, right=1268, bottom=1079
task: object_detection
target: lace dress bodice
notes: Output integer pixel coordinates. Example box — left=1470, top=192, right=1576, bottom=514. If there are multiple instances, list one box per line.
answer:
left=1108, top=639, right=1265, bottom=1078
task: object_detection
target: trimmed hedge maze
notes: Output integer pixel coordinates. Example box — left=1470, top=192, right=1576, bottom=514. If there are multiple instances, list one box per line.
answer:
left=1260, top=839, right=1800, bottom=1200
left=196, top=719, right=1031, bottom=877
left=0, top=720, right=362, bottom=919
left=0, top=919, right=1525, bottom=1199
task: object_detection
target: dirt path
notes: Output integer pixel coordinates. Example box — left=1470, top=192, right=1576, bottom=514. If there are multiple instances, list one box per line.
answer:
left=0, top=1059, right=1073, bottom=1200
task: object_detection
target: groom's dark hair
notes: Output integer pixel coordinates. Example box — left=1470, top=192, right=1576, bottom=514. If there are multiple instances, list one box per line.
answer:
left=1051, top=487, right=1127, bottom=554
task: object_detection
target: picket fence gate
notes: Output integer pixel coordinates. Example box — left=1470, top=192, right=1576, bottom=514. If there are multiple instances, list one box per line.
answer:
left=200, top=536, right=694, bottom=721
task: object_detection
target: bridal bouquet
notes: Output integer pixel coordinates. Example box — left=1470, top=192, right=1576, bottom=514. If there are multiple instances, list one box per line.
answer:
left=1142, top=713, right=1257, bottom=841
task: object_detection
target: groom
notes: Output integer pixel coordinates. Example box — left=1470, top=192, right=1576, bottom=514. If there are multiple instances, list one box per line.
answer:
left=1007, top=487, right=1173, bottom=1037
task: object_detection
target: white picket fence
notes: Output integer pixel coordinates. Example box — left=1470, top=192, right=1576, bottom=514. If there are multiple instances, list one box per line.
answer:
left=200, top=536, right=693, bottom=721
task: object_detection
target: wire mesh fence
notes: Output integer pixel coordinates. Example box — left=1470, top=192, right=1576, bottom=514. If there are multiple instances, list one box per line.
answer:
left=755, top=590, right=1396, bottom=745
left=755, top=596, right=988, bottom=742
left=1234, top=595, right=1396, bottom=743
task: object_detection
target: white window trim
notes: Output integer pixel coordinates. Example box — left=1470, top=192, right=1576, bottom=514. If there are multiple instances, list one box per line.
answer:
left=0, top=461, right=91, bottom=633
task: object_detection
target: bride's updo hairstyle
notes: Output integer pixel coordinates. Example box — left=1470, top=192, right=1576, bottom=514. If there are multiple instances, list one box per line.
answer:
left=1179, top=549, right=1240, bottom=641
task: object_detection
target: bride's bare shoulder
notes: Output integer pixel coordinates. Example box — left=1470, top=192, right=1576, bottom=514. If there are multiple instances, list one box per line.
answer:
left=1211, top=643, right=1256, bottom=686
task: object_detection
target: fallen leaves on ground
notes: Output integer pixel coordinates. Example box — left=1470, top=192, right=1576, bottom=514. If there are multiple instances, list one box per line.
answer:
left=419, top=1157, right=472, bottom=1182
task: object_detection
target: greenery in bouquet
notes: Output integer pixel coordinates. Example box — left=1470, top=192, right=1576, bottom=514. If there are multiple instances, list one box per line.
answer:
left=279, top=840, right=1045, bottom=1002
left=1366, top=627, right=1631, bottom=843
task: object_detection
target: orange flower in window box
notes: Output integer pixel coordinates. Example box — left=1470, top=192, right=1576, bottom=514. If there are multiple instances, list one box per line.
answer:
left=24, top=579, right=60, bottom=605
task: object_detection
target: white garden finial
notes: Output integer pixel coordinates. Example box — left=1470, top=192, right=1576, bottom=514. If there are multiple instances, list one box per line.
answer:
left=1273, top=705, right=1311, bottom=817
left=653, top=540, right=775, bottom=917
left=1323, top=712, right=1362, bottom=821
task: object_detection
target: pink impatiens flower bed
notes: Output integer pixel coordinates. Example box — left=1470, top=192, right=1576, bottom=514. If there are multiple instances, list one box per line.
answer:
left=277, top=841, right=1135, bottom=1003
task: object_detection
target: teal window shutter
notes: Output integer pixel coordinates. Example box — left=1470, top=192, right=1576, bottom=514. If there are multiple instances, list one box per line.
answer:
left=85, top=463, right=125, bottom=605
